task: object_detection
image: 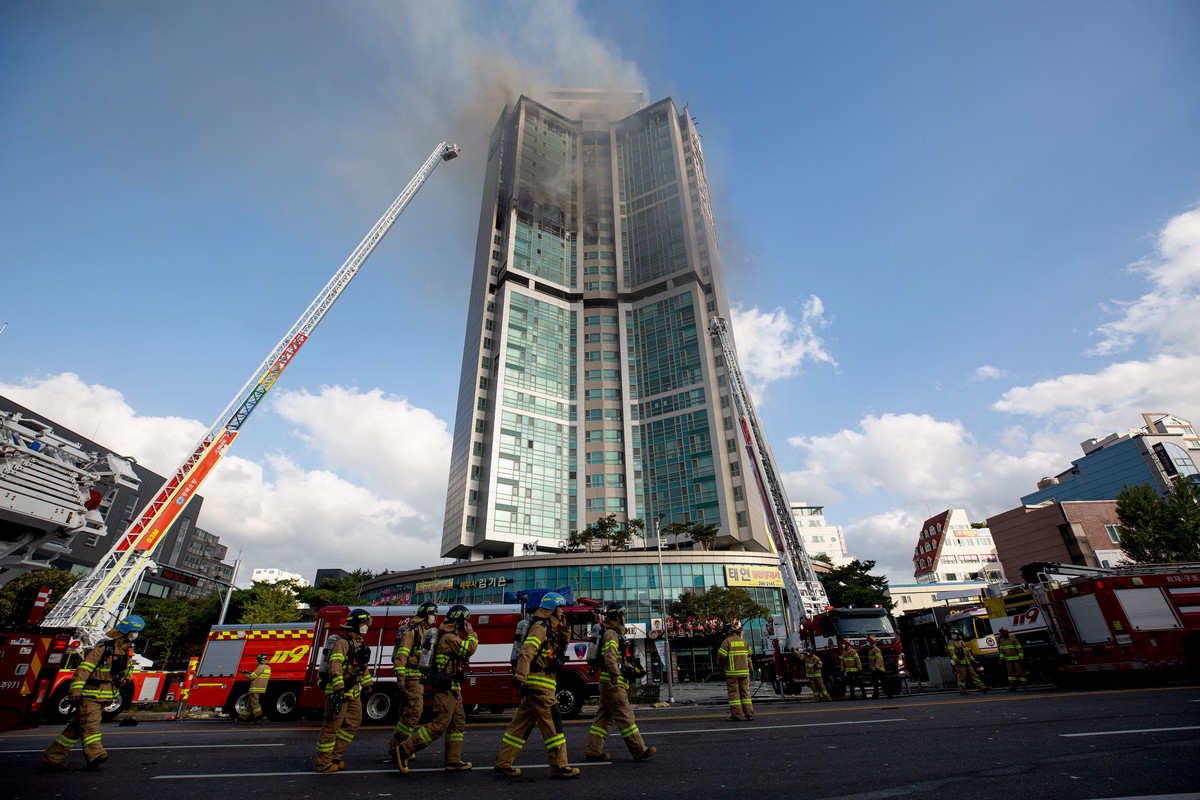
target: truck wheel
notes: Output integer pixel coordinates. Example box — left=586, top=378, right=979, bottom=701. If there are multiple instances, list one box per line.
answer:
left=266, top=686, right=302, bottom=721
left=555, top=674, right=586, bottom=718
left=224, top=689, right=250, bottom=720
left=363, top=689, right=396, bottom=725
left=45, top=684, right=74, bottom=724
left=100, top=684, right=132, bottom=722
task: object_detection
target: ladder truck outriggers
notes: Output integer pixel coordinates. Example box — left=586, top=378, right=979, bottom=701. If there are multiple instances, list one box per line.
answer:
left=710, top=317, right=905, bottom=699
left=0, top=143, right=462, bottom=733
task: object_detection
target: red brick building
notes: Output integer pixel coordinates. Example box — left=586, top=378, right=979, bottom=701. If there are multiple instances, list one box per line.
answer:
left=986, top=500, right=1124, bottom=580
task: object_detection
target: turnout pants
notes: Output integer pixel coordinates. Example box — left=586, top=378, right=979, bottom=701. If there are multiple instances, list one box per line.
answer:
left=870, top=669, right=886, bottom=699
left=1004, top=660, right=1028, bottom=689
left=388, top=679, right=426, bottom=755
left=809, top=674, right=830, bottom=699
left=725, top=676, right=754, bottom=719
left=314, top=693, right=362, bottom=770
left=240, top=692, right=264, bottom=721
left=954, top=664, right=988, bottom=693
left=843, top=671, right=865, bottom=699
left=399, top=689, right=466, bottom=765
left=586, top=682, right=649, bottom=758
left=42, top=698, right=106, bottom=766
left=494, top=683, right=569, bottom=771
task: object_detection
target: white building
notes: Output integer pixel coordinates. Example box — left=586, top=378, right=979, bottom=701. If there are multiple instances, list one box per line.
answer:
left=912, top=508, right=1004, bottom=585
left=886, top=581, right=990, bottom=617
left=251, top=567, right=309, bottom=587
left=789, top=502, right=852, bottom=568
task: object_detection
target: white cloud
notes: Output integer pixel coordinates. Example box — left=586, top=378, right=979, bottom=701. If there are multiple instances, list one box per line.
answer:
left=771, top=208, right=1200, bottom=584
left=0, top=374, right=450, bottom=584
left=972, top=365, right=1008, bottom=381
left=729, top=298, right=836, bottom=402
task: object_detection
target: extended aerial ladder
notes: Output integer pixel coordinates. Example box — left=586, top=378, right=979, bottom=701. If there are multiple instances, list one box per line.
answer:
left=43, top=142, right=460, bottom=645
left=709, top=317, right=829, bottom=650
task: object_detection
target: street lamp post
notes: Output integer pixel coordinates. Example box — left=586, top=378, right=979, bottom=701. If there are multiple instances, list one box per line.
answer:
left=654, top=514, right=675, bottom=703
left=217, top=556, right=242, bottom=625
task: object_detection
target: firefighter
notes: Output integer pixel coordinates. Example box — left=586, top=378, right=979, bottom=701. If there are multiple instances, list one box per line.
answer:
left=314, top=608, right=375, bottom=773
left=493, top=592, right=581, bottom=779
left=946, top=629, right=989, bottom=695
left=396, top=604, right=478, bottom=773
left=803, top=650, right=831, bottom=701
left=239, top=653, right=271, bottom=723
left=584, top=602, right=656, bottom=762
left=717, top=619, right=754, bottom=721
left=388, top=600, right=438, bottom=763
left=865, top=635, right=888, bottom=700
left=996, top=627, right=1029, bottom=691
left=839, top=639, right=865, bottom=700
left=41, top=615, right=145, bottom=771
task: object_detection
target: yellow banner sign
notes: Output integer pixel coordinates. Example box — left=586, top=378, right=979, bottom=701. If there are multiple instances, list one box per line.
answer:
left=724, top=565, right=782, bottom=588
left=414, top=577, right=454, bottom=594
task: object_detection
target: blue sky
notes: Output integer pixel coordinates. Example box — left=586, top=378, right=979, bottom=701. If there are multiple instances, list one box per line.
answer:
left=2, top=1, right=1198, bottom=585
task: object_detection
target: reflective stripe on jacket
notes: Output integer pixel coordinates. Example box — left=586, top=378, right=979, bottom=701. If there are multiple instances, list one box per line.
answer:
left=717, top=634, right=752, bottom=677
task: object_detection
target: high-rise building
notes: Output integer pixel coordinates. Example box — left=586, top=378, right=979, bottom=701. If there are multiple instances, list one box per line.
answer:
left=788, top=502, right=852, bottom=567
left=441, top=90, right=770, bottom=561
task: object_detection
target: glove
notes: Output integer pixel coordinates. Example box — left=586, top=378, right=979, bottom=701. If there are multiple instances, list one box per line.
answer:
left=362, top=683, right=373, bottom=694
left=511, top=677, right=526, bottom=698
left=66, top=696, right=82, bottom=715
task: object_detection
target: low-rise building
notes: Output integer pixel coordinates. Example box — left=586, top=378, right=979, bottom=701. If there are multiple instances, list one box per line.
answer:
left=911, top=509, right=1004, bottom=585
left=986, top=500, right=1124, bottom=578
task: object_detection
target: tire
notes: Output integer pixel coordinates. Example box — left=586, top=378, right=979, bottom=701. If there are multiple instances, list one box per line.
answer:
left=555, top=674, right=586, bottom=718
left=100, top=684, right=132, bottom=722
left=223, top=686, right=250, bottom=720
left=266, top=685, right=302, bottom=721
left=362, top=688, right=397, bottom=725
left=45, top=684, right=74, bottom=724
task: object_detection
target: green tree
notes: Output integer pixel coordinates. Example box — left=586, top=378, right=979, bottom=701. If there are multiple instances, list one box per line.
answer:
left=297, top=569, right=374, bottom=615
left=687, top=522, right=720, bottom=551
left=236, top=580, right=301, bottom=624
left=818, top=559, right=894, bottom=611
left=135, top=594, right=211, bottom=669
left=1116, top=479, right=1200, bottom=563
left=0, top=568, right=79, bottom=625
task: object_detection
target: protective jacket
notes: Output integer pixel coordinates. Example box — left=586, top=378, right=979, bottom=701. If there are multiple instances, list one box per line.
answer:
left=327, top=631, right=373, bottom=699
left=243, top=663, right=271, bottom=694
left=513, top=608, right=564, bottom=695
left=947, top=639, right=976, bottom=666
left=392, top=621, right=430, bottom=680
left=70, top=633, right=132, bottom=701
left=840, top=646, right=862, bottom=673
left=717, top=632, right=752, bottom=678
left=433, top=623, right=478, bottom=692
left=599, top=619, right=631, bottom=688
left=867, top=644, right=885, bottom=671
left=997, top=633, right=1024, bottom=661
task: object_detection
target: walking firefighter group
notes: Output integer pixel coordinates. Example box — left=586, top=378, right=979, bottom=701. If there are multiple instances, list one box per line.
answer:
left=38, top=603, right=1031, bottom=775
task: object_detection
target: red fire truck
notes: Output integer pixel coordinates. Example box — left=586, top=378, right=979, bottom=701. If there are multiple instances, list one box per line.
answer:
left=182, top=623, right=316, bottom=720
left=795, top=606, right=906, bottom=698
left=1021, top=561, right=1200, bottom=687
left=301, top=602, right=599, bottom=724
left=0, top=625, right=73, bottom=732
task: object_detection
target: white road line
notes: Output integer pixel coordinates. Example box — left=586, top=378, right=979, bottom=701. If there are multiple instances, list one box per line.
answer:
left=1, top=743, right=284, bottom=754
left=1085, top=794, right=1200, bottom=800
left=153, top=761, right=611, bottom=780
left=651, top=718, right=906, bottom=736
left=1061, top=726, right=1200, bottom=738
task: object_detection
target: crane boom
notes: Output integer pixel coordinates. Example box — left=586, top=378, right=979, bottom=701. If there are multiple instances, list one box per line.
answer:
left=43, top=142, right=460, bottom=643
left=709, top=317, right=828, bottom=648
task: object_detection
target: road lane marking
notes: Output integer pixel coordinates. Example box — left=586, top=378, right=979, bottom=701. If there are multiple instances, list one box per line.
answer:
left=1, top=743, right=285, bottom=754
left=153, top=761, right=611, bottom=779
left=1061, top=726, right=1200, bottom=738
left=651, top=718, right=906, bottom=736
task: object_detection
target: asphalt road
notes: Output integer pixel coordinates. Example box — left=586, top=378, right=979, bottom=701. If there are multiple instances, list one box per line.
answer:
left=3, top=685, right=1198, bottom=800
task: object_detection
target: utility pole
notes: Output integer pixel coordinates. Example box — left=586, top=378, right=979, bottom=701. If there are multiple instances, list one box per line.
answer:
left=654, top=514, right=675, bottom=703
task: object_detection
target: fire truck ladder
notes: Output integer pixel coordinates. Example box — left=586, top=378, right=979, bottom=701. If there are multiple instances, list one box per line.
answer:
left=43, top=142, right=460, bottom=644
left=708, top=316, right=828, bottom=645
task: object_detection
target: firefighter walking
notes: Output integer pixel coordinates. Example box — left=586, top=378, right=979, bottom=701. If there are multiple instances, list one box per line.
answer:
left=839, top=639, right=865, bottom=700
left=239, top=653, right=271, bottom=722
left=493, top=592, right=580, bottom=779
left=584, top=603, right=656, bottom=762
left=388, top=601, right=438, bottom=762
left=396, top=604, right=478, bottom=773
left=947, top=629, right=989, bottom=695
left=996, top=627, right=1029, bottom=690
left=717, top=619, right=754, bottom=720
left=314, top=608, right=375, bottom=773
left=804, top=651, right=831, bottom=701
left=41, top=615, right=144, bottom=771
